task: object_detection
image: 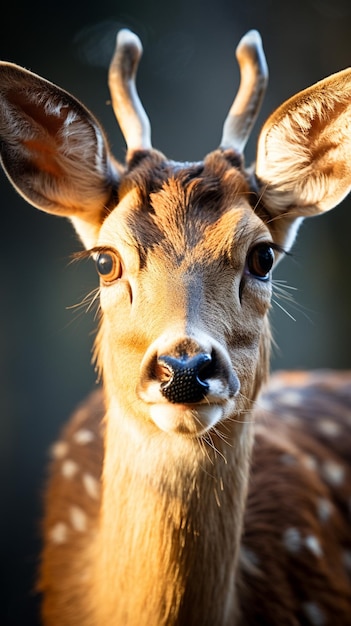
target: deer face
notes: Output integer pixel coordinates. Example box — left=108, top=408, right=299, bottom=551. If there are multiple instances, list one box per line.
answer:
left=94, top=152, right=273, bottom=435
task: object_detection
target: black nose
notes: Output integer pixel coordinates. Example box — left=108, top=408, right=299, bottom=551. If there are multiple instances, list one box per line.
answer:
left=158, top=353, right=212, bottom=404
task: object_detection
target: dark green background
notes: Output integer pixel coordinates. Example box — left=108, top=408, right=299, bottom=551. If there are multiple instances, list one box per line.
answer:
left=1, top=0, right=351, bottom=623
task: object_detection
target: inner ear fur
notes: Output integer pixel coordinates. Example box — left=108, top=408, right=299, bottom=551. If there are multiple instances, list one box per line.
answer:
left=0, top=62, right=121, bottom=247
left=255, top=68, right=351, bottom=221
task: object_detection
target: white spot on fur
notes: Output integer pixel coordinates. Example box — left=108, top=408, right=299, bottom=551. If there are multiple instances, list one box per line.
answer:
left=239, top=546, right=261, bottom=576
left=303, top=455, right=318, bottom=472
left=321, top=460, right=345, bottom=486
left=283, top=527, right=301, bottom=553
left=278, top=390, right=303, bottom=407
left=317, top=497, right=332, bottom=523
left=284, top=529, right=323, bottom=558
left=69, top=506, right=87, bottom=532
left=302, top=601, right=326, bottom=625
left=318, top=419, right=341, bottom=437
left=257, top=396, right=273, bottom=411
left=73, top=429, right=95, bottom=445
left=51, top=440, right=69, bottom=459
left=49, top=522, right=68, bottom=544
left=62, top=459, right=79, bottom=478
left=83, top=473, right=100, bottom=500
left=305, top=535, right=323, bottom=558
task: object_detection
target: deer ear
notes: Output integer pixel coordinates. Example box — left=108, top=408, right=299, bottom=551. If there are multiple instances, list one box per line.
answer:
left=0, top=62, right=121, bottom=248
left=255, top=68, right=351, bottom=249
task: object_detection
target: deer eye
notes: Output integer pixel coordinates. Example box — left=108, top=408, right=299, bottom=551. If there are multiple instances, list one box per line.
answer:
left=95, top=251, right=122, bottom=283
left=246, top=244, right=274, bottom=281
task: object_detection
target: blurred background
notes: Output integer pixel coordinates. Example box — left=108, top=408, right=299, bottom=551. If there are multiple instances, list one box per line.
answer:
left=1, top=0, right=351, bottom=623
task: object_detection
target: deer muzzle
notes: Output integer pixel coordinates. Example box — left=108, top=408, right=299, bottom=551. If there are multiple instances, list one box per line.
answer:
left=137, top=332, right=240, bottom=435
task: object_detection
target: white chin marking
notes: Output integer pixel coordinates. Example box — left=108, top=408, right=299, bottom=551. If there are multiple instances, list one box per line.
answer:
left=149, top=403, right=223, bottom=436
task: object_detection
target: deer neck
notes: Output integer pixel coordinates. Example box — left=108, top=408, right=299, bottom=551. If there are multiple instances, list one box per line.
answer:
left=92, top=398, right=254, bottom=626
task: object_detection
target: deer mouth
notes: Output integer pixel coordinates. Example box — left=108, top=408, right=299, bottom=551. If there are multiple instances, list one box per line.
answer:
left=147, top=401, right=225, bottom=436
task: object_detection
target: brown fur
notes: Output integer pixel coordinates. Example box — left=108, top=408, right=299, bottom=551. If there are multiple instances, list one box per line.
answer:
left=1, top=31, right=351, bottom=626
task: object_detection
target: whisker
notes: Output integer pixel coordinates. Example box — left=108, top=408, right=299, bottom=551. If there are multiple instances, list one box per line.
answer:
left=272, top=280, right=315, bottom=326
left=224, top=408, right=256, bottom=425
left=272, top=298, right=297, bottom=322
left=67, top=287, right=101, bottom=318
left=211, top=425, right=233, bottom=450
left=202, top=431, right=228, bottom=464
left=198, top=434, right=215, bottom=465
left=273, top=279, right=298, bottom=291
left=251, top=182, right=268, bottom=214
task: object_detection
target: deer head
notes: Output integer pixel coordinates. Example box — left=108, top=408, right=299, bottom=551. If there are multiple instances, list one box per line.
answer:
left=1, top=29, right=351, bottom=442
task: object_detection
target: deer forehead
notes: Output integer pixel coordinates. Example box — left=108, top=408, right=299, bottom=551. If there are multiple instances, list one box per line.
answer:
left=97, top=157, right=271, bottom=273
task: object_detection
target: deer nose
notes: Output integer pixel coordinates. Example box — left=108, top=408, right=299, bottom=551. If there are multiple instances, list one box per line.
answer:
left=138, top=334, right=240, bottom=409
left=157, top=353, right=211, bottom=404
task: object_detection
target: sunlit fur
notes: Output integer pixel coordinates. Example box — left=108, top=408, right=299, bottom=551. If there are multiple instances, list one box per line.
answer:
left=256, top=68, right=351, bottom=217
left=1, top=31, right=351, bottom=626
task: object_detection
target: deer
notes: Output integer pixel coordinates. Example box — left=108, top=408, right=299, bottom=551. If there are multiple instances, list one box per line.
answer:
left=1, top=26, right=351, bottom=626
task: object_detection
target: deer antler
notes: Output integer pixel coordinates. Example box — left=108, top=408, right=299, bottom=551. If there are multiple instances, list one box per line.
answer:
left=108, top=29, right=152, bottom=152
left=220, top=30, right=268, bottom=154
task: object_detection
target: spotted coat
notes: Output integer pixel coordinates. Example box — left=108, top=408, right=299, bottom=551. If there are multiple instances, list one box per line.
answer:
left=40, top=371, right=351, bottom=625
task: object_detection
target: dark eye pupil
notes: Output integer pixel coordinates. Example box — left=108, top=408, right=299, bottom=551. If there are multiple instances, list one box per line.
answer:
left=96, top=253, right=114, bottom=276
left=248, top=245, right=274, bottom=279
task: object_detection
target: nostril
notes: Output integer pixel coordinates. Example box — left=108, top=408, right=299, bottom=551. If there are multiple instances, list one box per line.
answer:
left=154, top=360, right=173, bottom=385
left=158, top=353, right=211, bottom=404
